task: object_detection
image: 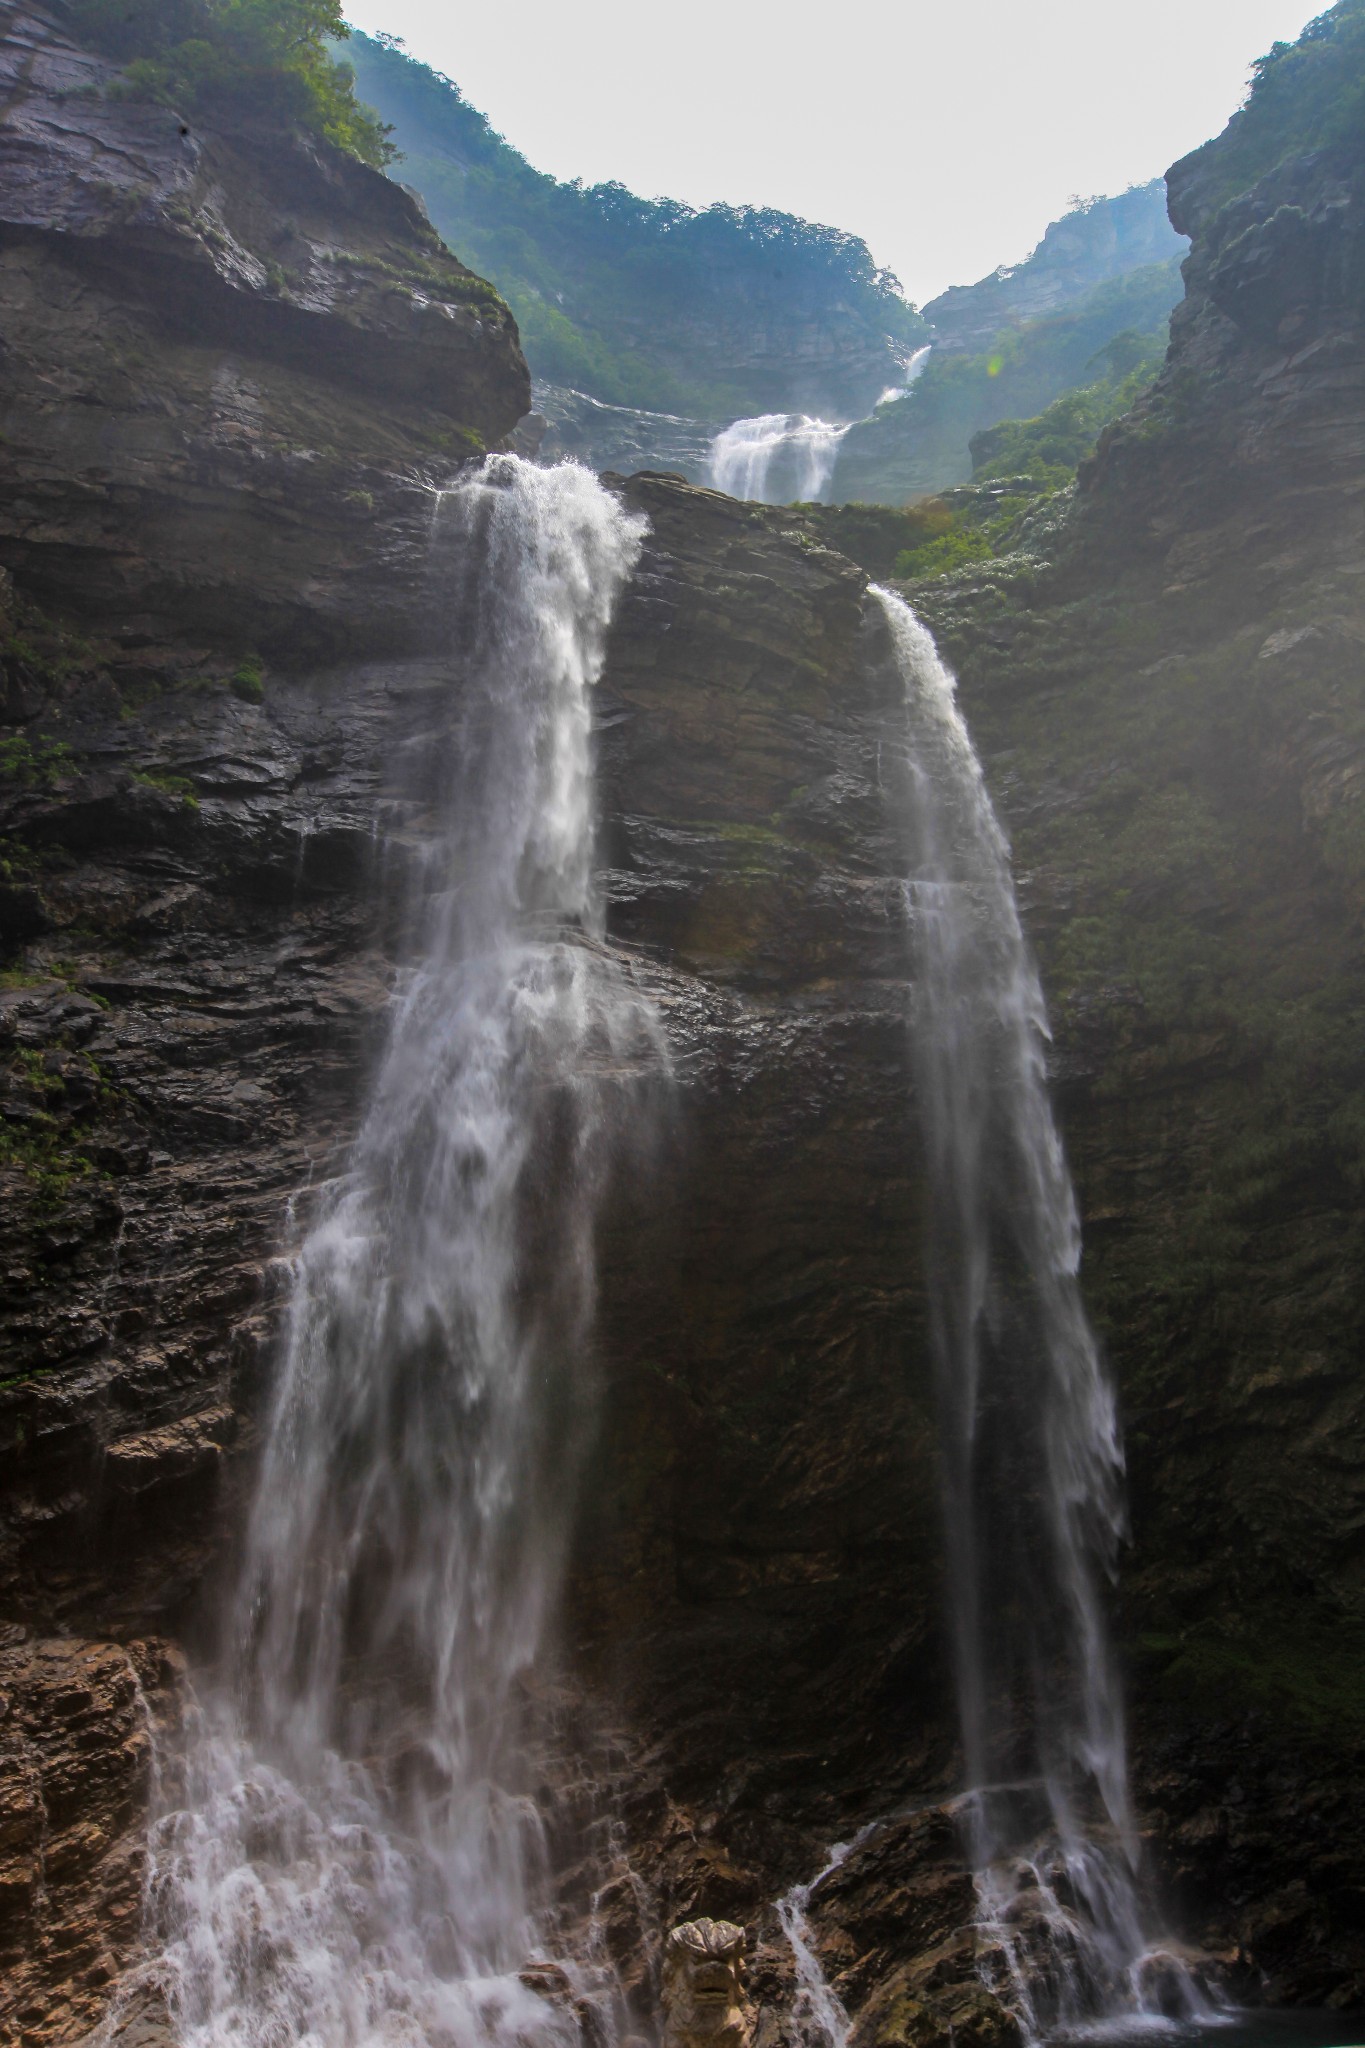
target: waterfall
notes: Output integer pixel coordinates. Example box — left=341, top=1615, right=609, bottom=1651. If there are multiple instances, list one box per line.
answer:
left=707, top=413, right=849, bottom=503
left=876, top=588, right=1205, bottom=2038
left=143, top=457, right=662, bottom=2048
left=775, top=1828, right=880, bottom=2048
left=877, top=342, right=933, bottom=407
left=706, top=349, right=929, bottom=505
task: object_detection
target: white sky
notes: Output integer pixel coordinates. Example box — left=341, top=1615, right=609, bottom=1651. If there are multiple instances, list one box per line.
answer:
left=340, top=0, right=1326, bottom=305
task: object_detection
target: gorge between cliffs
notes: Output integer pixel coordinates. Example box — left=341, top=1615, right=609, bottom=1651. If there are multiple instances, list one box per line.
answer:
left=2, top=3, right=1365, bottom=2045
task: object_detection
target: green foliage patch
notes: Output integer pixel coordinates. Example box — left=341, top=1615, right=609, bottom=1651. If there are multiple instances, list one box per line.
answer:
left=131, top=768, right=200, bottom=809
left=796, top=501, right=957, bottom=579
left=969, top=332, right=1168, bottom=486
left=1197, top=0, right=1365, bottom=210
left=0, top=1048, right=106, bottom=1211
left=889, top=488, right=1047, bottom=581
left=230, top=655, right=265, bottom=703
left=68, top=0, right=394, bottom=166
left=0, top=733, right=72, bottom=787
left=1138, top=1619, right=1365, bottom=1740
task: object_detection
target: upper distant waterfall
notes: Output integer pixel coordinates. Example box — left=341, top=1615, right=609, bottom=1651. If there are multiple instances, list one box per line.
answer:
left=876, top=588, right=1206, bottom=2038
left=705, top=349, right=929, bottom=506
left=144, top=457, right=661, bottom=2048
left=707, top=413, right=849, bottom=503
left=877, top=342, right=932, bottom=406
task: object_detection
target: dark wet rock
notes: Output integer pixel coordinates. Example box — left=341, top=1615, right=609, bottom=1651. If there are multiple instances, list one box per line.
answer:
left=0, top=3, right=529, bottom=665
left=536, top=385, right=717, bottom=483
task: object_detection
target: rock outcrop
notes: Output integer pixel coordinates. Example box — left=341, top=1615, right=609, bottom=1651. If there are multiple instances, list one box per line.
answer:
left=0, top=0, right=528, bottom=663
left=534, top=385, right=716, bottom=485
left=0, top=1634, right=179, bottom=2046
left=923, top=182, right=1186, bottom=356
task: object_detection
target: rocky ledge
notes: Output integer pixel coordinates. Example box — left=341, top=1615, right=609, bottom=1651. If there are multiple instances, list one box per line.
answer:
left=0, top=0, right=529, bottom=663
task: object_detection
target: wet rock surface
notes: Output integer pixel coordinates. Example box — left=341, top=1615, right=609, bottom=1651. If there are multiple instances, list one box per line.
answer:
left=0, top=1632, right=178, bottom=2047
left=0, top=434, right=959, bottom=2036
left=0, top=2, right=529, bottom=663
left=535, top=386, right=717, bottom=485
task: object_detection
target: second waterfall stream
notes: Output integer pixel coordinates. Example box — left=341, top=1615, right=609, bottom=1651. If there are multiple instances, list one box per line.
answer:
left=776, top=592, right=1207, bottom=2048
left=140, top=456, right=662, bottom=2048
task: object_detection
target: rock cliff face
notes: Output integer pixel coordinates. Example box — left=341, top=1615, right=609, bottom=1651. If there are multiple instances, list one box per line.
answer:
left=923, top=183, right=1186, bottom=356
left=533, top=384, right=716, bottom=485
left=0, top=1, right=529, bottom=664
left=0, top=21, right=955, bottom=2038
left=4, top=4, right=1365, bottom=2043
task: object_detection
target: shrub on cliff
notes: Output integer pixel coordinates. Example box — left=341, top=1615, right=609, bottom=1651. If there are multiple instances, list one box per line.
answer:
left=1209, top=0, right=1365, bottom=202
left=66, top=0, right=395, bottom=167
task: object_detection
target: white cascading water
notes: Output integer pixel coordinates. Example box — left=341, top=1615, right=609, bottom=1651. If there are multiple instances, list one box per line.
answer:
left=706, top=347, right=930, bottom=505
left=707, top=413, right=849, bottom=503
left=139, top=456, right=661, bottom=2048
left=877, top=342, right=933, bottom=407
left=875, top=587, right=1206, bottom=2039
left=775, top=1827, right=881, bottom=2048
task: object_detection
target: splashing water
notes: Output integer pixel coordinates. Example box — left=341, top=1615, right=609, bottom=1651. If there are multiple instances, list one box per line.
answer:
left=144, top=457, right=663, bottom=2048
left=706, top=349, right=929, bottom=506
left=776, top=1828, right=881, bottom=2048
left=874, top=588, right=1208, bottom=2039
left=707, top=413, right=849, bottom=503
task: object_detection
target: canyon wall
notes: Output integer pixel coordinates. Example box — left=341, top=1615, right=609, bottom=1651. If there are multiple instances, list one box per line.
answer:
left=2, top=2, right=1365, bottom=2041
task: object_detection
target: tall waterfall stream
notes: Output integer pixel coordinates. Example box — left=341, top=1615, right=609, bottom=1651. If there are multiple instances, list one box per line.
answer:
left=776, top=595, right=1210, bottom=2048
left=142, top=457, right=662, bottom=2048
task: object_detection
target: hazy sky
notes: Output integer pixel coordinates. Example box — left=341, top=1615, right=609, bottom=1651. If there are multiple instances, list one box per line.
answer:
left=340, top=1, right=1326, bottom=305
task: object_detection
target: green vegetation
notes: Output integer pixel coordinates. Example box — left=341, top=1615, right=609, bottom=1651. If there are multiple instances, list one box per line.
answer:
left=132, top=768, right=200, bottom=809
left=877, top=333, right=1167, bottom=580
left=342, top=32, right=925, bottom=414
left=0, top=1045, right=107, bottom=1211
left=231, top=655, right=265, bottom=702
left=905, top=260, right=1178, bottom=456
left=0, top=733, right=72, bottom=787
left=68, top=0, right=394, bottom=167
left=1138, top=1620, right=1365, bottom=1740
left=923, top=181, right=1184, bottom=343
left=885, top=485, right=1049, bottom=580
left=835, top=260, right=1182, bottom=503
left=796, top=502, right=957, bottom=580
left=969, top=330, right=1167, bottom=486
left=1197, top=0, right=1365, bottom=208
